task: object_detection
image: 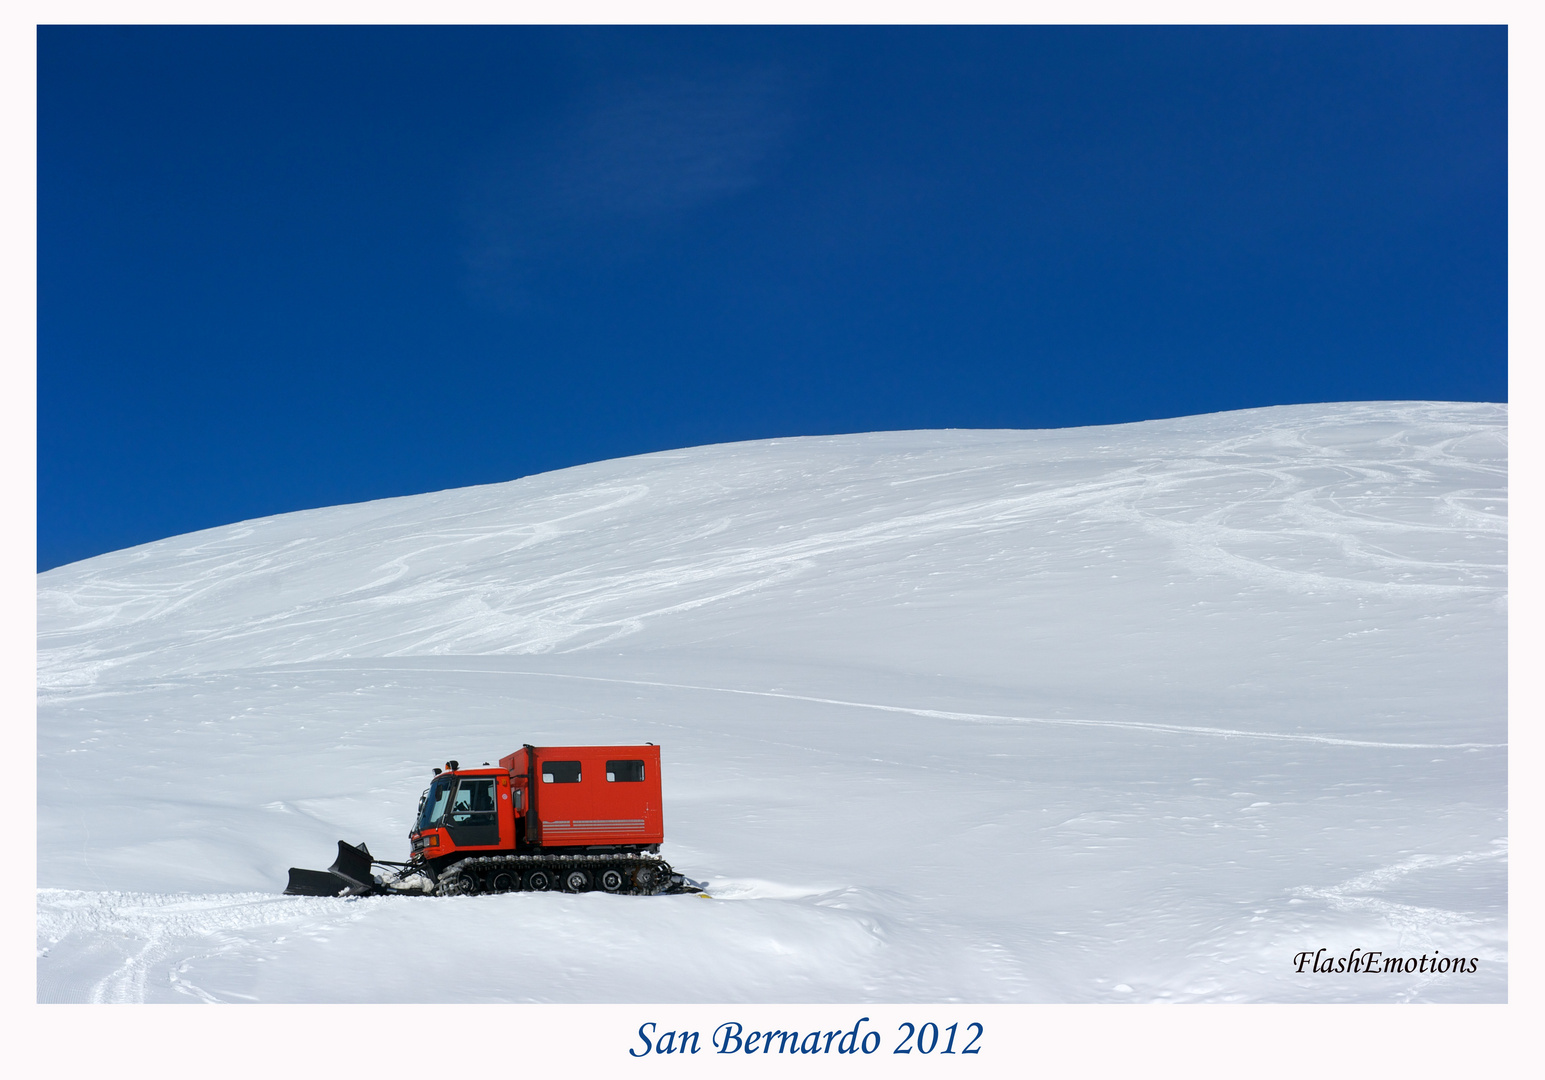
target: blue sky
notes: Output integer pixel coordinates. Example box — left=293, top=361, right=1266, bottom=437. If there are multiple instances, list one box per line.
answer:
left=38, top=26, right=1506, bottom=572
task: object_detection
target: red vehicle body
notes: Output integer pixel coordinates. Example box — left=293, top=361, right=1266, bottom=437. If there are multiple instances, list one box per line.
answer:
left=409, top=743, right=665, bottom=864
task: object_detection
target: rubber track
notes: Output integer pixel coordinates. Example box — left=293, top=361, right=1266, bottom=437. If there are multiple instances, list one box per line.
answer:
left=433, top=853, right=689, bottom=897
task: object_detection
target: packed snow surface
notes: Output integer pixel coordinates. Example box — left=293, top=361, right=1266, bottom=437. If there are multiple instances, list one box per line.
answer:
left=37, top=402, right=1507, bottom=1003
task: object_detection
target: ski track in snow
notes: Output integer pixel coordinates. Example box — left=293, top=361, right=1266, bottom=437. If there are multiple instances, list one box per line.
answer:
left=36, top=889, right=368, bottom=1004
left=1291, top=841, right=1508, bottom=933
left=271, top=666, right=1507, bottom=751
left=36, top=404, right=1507, bottom=1002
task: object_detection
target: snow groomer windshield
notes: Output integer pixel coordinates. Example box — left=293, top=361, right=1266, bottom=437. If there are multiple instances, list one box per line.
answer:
left=418, top=775, right=454, bottom=830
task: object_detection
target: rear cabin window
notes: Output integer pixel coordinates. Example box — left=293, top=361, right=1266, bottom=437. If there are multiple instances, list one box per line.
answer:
left=542, top=761, right=581, bottom=783
left=607, top=760, right=646, bottom=782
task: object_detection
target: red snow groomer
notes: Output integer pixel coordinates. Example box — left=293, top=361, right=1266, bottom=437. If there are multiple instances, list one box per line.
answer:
left=285, top=743, right=699, bottom=898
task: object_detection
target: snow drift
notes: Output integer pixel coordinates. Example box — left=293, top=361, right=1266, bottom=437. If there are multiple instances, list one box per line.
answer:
left=36, top=402, right=1507, bottom=1002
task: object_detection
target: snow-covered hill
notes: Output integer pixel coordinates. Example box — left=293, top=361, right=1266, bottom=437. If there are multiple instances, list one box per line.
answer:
left=36, top=402, right=1507, bottom=1003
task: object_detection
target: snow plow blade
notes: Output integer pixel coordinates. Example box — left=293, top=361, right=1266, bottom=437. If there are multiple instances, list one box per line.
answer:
left=283, top=841, right=381, bottom=897
left=328, top=841, right=380, bottom=895
left=284, top=867, right=350, bottom=897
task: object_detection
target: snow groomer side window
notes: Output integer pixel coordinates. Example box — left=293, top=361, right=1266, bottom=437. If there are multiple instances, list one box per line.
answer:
left=418, top=777, right=454, bottom=830
left=542, top=761, right=581, bottom=783
left=606, top=760, right=645, bottom=782
left=449, top=778, right=497, bottom=825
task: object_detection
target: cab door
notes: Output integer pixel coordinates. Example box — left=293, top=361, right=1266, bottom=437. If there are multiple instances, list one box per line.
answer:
left=445, top=775, right=501, bottom=847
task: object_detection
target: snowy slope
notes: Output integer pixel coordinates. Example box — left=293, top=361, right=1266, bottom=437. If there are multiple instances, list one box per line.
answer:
left=36, top=402, right=1507, bottom=1003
